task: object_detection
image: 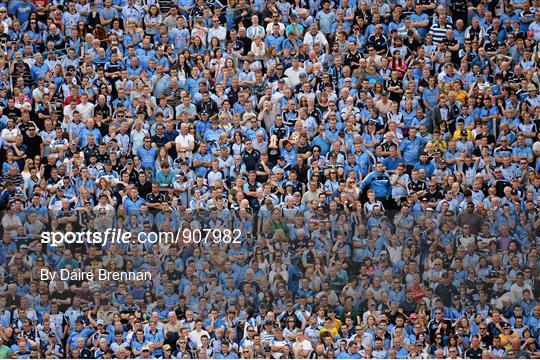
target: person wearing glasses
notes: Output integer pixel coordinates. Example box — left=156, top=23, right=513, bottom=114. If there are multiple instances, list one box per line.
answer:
left=427, top=306, right=452, bottom=342
left=173, top=337, right=191, bottom=358
left=158, top=344, right=172, bottom=359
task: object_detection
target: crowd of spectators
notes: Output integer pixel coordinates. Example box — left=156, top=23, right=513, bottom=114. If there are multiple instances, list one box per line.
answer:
left=0, top=0, right=540, bottom=358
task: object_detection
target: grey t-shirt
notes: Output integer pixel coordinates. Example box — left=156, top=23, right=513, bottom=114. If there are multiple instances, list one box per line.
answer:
left=100, top=7, right=118, bottom=30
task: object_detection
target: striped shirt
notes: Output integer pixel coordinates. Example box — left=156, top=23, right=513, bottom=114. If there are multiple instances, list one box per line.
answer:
left=246, top=25, right=265, bottom=39
left=260, top=330, right=275, bottom=346
left=429, top=23, right=451, bottom=44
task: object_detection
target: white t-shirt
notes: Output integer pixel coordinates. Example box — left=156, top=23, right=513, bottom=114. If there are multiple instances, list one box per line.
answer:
left=1, top=213, right=22, bottom=237
left=271, top=338, right=288, bottom=359
left=76, top=102, right=95, bottom=121
left=188, top=329, right=209, bottom=348
left=293, top=339, right=313, bottom=356
left=0, top=127, right=20, bottom=142
left=130, top=128, right=149, bottom=155
left=175, top=133, right=195, bottom=157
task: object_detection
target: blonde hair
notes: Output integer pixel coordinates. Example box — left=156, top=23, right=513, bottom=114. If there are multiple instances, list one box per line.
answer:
left=274, top=229, right=286, bottom=242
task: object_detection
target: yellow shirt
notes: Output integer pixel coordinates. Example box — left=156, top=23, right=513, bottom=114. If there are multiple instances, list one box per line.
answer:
left=329, top=318, right=342, bottom=332
left=320, top=325, right=339, bottom=338
left=452, top=129, right=473, bottom=141
left=429, top=139, right=447, bottom=151
left=455, top=90, right=467, bottom=104
left=500, top=332, right=520, bottom=350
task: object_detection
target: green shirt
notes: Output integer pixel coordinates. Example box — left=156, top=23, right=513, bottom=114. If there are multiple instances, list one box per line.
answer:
left=0, top=344, right=11, bottom=359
